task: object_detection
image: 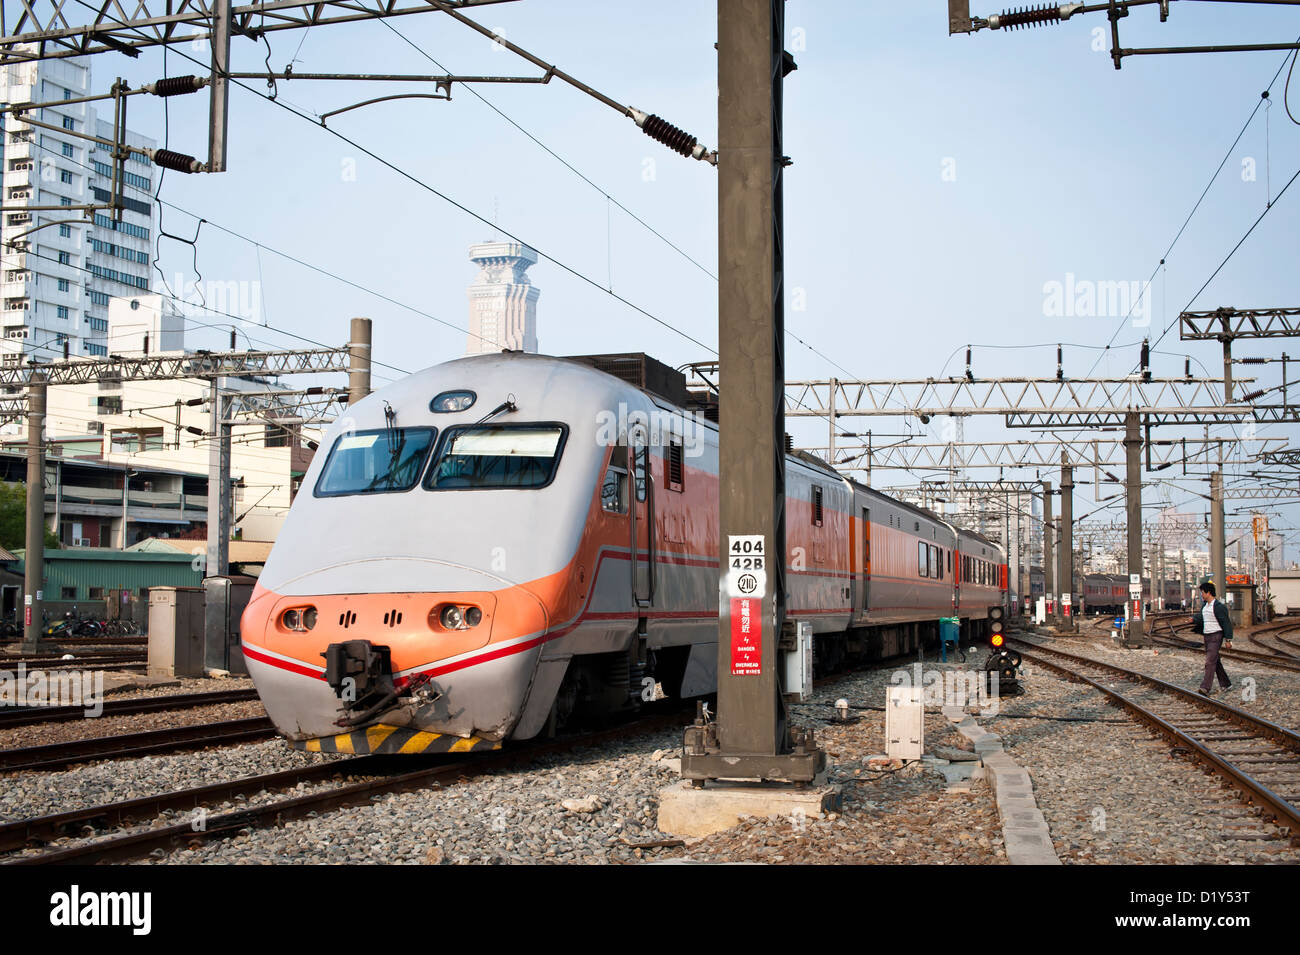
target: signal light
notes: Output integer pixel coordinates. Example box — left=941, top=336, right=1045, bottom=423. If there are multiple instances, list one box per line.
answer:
left=991, top=633, right=1005, bottom=648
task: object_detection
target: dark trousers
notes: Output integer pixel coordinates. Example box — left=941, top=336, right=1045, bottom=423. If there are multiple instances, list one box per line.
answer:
left=1201, top=633, right=1231, bottom=692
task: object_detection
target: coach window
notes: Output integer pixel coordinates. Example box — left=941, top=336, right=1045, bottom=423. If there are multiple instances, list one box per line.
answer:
left=601, top=446, right=628, bottom=514
left=935, top=547, right=943, bottom=580
left=918, top=541, right=929, bottom=577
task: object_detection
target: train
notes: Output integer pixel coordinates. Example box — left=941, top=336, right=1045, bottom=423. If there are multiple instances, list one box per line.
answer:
left=1025, top=570, right=1195, bottom=616
left=240, top=352, right=1008, bottom=755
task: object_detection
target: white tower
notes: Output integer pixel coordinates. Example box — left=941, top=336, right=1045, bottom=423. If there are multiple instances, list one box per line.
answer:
left=466, top=241, right=539, bottom=355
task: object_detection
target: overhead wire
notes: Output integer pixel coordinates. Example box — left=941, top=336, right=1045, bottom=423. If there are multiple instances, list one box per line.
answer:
left=1083, top=35, right=1300, bottom=379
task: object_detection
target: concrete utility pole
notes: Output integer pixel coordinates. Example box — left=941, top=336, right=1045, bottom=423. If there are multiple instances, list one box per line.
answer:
left=1157, top=543, right=1166, bottom=611
left=348, top=317, right=372, bottom=405
left=1180, top=549, right=1187, bottom=608
left=1042, top=481, right=1054, bottom=624
left=205, top=378, right=232, bottom=582
left=1059, top=454, right=1074, bottom=631
left=681, top=0, right=822, bottom=786
left=1124, top=412, right=1146, bottom=645
left=203, top=377, right=233, bottom=671
left=1211, top=468, right=1226, bottom=595
left=22, top=374, right=46, bottom=652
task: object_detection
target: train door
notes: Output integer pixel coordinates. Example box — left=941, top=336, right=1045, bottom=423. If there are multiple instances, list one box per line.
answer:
left=859, top=507, right=871, bottom=612
left=628, top=430, right=655, bottom=608
left=953, top=549, right=961, bottom=614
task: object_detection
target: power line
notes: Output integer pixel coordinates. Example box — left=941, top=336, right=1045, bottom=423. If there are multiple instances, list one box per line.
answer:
left=145, top=37, right=720, bottom=355
left=1151, top=164, right=1300, bottom=352
left=13, top=134, right=419, bottom=373
left=1084, top=36, right=1300, bottom=378
left=376, top=18, right=719, bottom=284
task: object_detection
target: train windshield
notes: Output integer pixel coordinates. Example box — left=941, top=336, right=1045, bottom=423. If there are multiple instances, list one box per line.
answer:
left=314, top=427, right=436, bottom=496
left=425, top=424, right=567, bottom=490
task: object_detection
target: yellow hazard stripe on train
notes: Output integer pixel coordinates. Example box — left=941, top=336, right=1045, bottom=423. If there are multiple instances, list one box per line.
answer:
left=293, top=724, right=501, bottom=755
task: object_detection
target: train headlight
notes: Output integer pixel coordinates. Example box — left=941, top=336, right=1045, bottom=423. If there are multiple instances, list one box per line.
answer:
left=281, top=607, right=317, bottom=632
left=434, top=604, right=483, bottom=630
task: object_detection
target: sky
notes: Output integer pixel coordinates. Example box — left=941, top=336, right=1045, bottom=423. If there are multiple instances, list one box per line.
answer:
left=34, top=0, right=1300, bottom=563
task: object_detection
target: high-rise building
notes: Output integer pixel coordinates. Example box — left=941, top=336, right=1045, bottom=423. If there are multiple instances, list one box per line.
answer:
left=465, top=241, right=539, bottom=355
left=1, top=53, right=157, bottom=363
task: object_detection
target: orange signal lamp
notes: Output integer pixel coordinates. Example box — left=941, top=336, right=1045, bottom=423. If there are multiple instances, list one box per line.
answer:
left=991, top=633, right=1005, bottom=648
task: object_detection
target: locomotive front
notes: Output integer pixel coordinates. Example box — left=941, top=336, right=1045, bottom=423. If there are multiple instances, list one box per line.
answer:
left=240, top=355, right=613, bottom=754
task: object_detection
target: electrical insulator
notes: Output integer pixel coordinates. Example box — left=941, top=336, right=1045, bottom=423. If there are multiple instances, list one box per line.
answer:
left=1240, top=357, right=1268, bottom=365
left=628, top=108, right=715, bottom=163
left=989, top=3, right=1081, bottom=30
left=1056, top=344, right=1063, bottom=382
left=1242, top=389, right=1266, bottom=402
left=1140, top=339, right=1151, bottom=382
left=965, top=346, right=973, bottom=382
left=185, top=426, right=206, bottom=437
left=152, top=149, right=201, bottom=173
left=230, top=329, right=238, bottom=350
left=1185, top=358, right=1192, bottom=378
left=150, top=75, right=205, bottom=97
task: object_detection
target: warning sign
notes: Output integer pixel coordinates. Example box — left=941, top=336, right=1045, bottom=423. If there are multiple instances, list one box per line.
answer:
left=730, top=597, right=762, bottom=676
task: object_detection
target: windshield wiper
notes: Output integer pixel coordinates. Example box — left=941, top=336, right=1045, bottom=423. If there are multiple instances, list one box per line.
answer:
left=476, top=395, right=518, bottom=424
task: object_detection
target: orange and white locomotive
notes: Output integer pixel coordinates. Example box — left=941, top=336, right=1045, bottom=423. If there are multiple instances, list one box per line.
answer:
left=241, top=352, right=1006, bottom=754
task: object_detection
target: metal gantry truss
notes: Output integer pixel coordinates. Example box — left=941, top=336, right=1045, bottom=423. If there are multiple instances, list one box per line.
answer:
left=1072, top=520, right=1291, bottom=549
left=0, top=0, right=518, bottom=62
left=1253, top=448, right=1300, bottom=470
left=1180, top=307, right=1300, bottom=341
left=781, top=375, right=1252, bottom=429
left=220, top=386, right=347, bottom=426
left=801, top=436, right=1285, bottom=474
left=0, top=347, right=348, bottom=388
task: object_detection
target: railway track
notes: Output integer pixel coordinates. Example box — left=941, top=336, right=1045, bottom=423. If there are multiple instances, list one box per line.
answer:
left=0, top=717, right=276, bottom=772
left=0, top=636, right=146, bottom=647
left=1142, top=616, right=1300, bottom=674
left=3, top=710, right=690, bottom=865
left=1244, top=619, right=1300, bottom=657
left=1012, top=640, right=1300, bottom=843
left=2, top=652, right=146, bottom=665
left=0, top=688, right=260, bottom=729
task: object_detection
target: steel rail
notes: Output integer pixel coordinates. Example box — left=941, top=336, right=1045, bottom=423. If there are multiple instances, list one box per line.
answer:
left=1013, top=642, right=1300, bottom=839
left=0, top=754, right=389, bottom=853
left=5, top=710, right=689, bottom=865
left=0, top=688, right=259, bottom=729
left=0, top=717, right=275, bottom=772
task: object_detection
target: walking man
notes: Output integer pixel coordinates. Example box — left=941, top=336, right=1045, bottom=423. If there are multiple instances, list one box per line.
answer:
left=1194, top=582, right=1232, bottom=697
